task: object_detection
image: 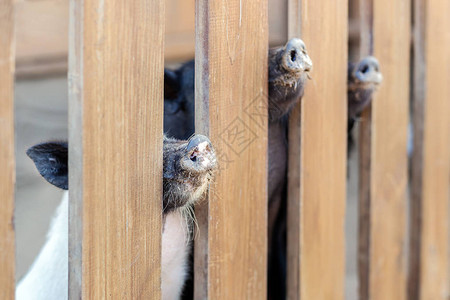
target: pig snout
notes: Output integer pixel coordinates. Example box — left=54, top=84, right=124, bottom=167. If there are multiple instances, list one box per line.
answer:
left=354, top=56, right=382, bottom=84
left=181, top=134, right=217, bottom=173
left=347, top=56, right=383, bottom=118
left=282, top=38, right=313, bottom=74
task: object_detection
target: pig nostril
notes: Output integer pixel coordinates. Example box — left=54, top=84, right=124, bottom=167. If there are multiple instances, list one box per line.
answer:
left=290, top=50, right=297, bottom=62
left=190, top=151, right=198, bottom=162
left=361, top=65, right=369, bottom=74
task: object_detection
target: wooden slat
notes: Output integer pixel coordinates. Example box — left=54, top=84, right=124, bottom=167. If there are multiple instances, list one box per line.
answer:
left=194, top=0, right=268, bottom=299
left=67, top=0, right=82, bottom=296
left=408, top=0, right=426, bottom=297
left=68, top=0, right=164, bottom=298
left=357, top=0, right=373, bottom=299
left=193, top=1, right=209, bottom=298
left=286, top=0, right=301, bottom=298
left=357, top=106, right=372, bottom=300
left=368, top=0, right=410, bottom=299
left=410, top=0, right=450, bottom=298
left=348, top=0, right=361, bottom=60
left=289, top=0, right=348, bottom=299
left=0, top=0, right=16, bottom=298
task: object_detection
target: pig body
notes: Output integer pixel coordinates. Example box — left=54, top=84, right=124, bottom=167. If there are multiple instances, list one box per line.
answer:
left=16, top=193, right=69, bottom=300
left=164, top=61, right=195, bottom=140
left=17, top=135, right=216, bottom=300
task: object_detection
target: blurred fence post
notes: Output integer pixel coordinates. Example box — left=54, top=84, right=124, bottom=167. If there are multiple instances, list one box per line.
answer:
left=286, top=0, right=302, bottom=297
left=357, top=0, right=373, bottom=298
left=0, top=0, right=16, bottom=298
left=358, top=0, right=411, bottom=299
left=409, top=0, right=450, bottom=299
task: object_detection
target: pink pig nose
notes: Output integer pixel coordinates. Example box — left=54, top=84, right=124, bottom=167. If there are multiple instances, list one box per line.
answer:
left=355, top=56, right=382, bottom=84
left=283, top=38, right=313, bottom=73
left=185, top=134, right=216, bottom=171
left=187, top=134, right=211, bottom=153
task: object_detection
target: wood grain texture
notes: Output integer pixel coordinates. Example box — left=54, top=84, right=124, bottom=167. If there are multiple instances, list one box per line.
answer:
left=68, top=0, right=83, bottom=297
left=358, top=107, right=372, bottom=300
left=357, top=0, right=373, bottom=299
left=194, top=0, right=268, bottom=298
left=286, top=0, right=301, bottom=298
left=418, top=0, right=450, bottom=298
left=68, top=0, right=164, bottom=298
left=369, top=0, right=410, bottom=298
left=0, top=0, right=15, bottom=298
left=409, top=0, right=426, bottom=298
left=286, top=102, right=301, bottom=300
left=193, top=0, right=209, bottom=298
left=348, top=0, right=361, bottom=60
left=298, top=0, right=348, bottom=299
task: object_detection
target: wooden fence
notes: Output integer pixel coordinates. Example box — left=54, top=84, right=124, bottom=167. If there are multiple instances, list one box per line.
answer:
left=1, top=0, right=449, bottom=299
left=0, top=0, right=15, bottom=299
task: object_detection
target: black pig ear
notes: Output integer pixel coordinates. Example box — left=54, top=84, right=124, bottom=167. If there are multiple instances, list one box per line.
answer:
left=26, top=142, right=68, bottom=190
left=164, top=69, right=181, bottom=99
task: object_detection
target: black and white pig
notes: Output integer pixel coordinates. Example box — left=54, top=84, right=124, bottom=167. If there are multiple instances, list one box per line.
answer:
left=16, top=134, right=217, bottom=300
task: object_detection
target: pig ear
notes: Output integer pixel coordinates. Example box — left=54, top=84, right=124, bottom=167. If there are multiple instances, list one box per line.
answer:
left=26, top=142, right=69, bottom=190
left=164, top=69, right=181, bottom=99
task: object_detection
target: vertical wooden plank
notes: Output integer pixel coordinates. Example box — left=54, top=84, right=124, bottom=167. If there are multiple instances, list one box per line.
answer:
left=358, top=0, right=373, bottom=56
left=357, top=0, right=373, bottom=299
left=68, top=0, right=83, bottom=297
left=369, top=0, right=410, bottom=299
left=348, top=0, right=361, bottom=60
left=68, top=0, right=164, bottom=298
left=193, top=0, right=209, bottom=298
left=194, top=0, right=268, bottom=299
left=358, top=1, right=410, bottom=299
left=286, top=0, right=301, bottom=298
left=411, top=0, right=450, bottom=299
left=357, top=107, right=372, bottom=300
left=0, top=0, right=15, bottom=298
left=408, top=0, right=426, bottom=297
left=297, top=0, right=348, bottom=299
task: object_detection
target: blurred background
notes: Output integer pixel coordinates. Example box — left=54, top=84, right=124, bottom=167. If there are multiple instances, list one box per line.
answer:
left=14, top=0, right=360, bottom=298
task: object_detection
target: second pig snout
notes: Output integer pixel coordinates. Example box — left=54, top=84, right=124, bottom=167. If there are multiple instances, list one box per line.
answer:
left=354, top=56, right=382, bottom=84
